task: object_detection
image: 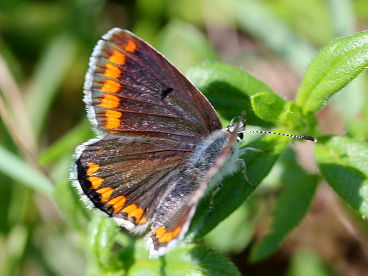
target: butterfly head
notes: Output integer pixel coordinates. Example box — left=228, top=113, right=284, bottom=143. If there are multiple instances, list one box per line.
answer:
left=225, top=117, right=246, bottom=142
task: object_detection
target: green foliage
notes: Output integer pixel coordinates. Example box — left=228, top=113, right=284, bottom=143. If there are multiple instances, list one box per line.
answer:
left=287, top=249, right=333, bottom=276
left=296, top=31, right=368, bottom=115
left=250, top=92, right=286, bottom=123
left=120, top=241, right=240, bottom=276
left=187, top=63, right=274, bottom=127
left=315, top=136, right=368, bottom=217
left=250, top=149, right=319, bottom=262
left=0, top=146, right=53, bottom=196
left=1, top=1, right=368, bottom=275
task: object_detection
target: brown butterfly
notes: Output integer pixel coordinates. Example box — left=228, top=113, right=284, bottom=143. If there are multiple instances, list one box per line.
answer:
left=71, top=28, right=314, bottom=257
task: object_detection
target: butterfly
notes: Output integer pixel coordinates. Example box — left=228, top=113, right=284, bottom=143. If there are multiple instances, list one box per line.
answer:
left=71, top=28, right=253, bottom=257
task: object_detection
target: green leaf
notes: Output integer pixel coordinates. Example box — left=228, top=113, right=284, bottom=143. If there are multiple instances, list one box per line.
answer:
left=250, top=149, right=319, bottom=262
left=190, top=133, right=290, bottom=239
left=0, top=146, right=53, bottom=195
left=251, top=92, right=286, bottom=123
left=204, top=202, right=253, bottom=254
left=315, top=136, right=368, bottom=217
left=87, top=215, right=123, bottom=274
left=287, top=249, right=334, bottom=276
left=122, top=240, right=240, bottom=276
left=187, top=63, right=274, bottom=126
left=296, top=31, right=368, bottom=115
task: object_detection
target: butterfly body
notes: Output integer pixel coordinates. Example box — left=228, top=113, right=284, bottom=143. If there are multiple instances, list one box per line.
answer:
left=72, top=28, right=244, bottom=257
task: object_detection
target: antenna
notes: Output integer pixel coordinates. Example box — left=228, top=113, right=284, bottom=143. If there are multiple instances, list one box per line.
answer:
left=240, top=130, right=317, bottom=142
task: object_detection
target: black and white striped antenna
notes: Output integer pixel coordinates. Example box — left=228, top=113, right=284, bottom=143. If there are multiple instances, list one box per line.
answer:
left=240, top=130, right=317, bottom=142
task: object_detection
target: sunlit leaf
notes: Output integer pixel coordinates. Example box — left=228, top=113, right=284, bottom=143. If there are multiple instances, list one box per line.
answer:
left=251, top=92, right=286, bottom=123
left=296, top=31, right=368, bottom=115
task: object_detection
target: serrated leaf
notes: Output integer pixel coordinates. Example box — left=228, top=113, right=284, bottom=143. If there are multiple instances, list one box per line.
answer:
left=315, top=136, right=368, bottom=217
left=187, top=63, right=274, bottom=127
left=296, top=31, right=368, bottom=115
left=190, top=133, right=290, bottom=239
left=122, top=240, right=240, bottom=276
left=251, top=92, right=286, bottom=123
left=250, top=149, right=319, bottom=262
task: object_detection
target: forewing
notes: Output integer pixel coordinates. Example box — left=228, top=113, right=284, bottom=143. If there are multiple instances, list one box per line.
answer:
left=84, top=28, right=222, bottom=143
left=72, top=135, right=193, bottom=232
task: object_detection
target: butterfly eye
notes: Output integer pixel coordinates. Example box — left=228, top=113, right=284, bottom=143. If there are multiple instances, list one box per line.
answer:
left=237, top=132, right=244, bottom=142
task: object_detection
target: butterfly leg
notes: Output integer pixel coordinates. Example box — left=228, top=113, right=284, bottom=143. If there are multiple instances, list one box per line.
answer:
left=236, top=158, right=254, bottom=186
left=239, top=146, right=263, bottom=156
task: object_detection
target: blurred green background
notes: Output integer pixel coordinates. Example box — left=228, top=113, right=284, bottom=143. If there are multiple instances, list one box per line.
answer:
left=1, top=0, right=368, bottom=275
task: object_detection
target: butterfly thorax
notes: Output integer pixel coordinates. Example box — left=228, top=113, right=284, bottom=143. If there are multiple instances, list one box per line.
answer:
left=183, top=129, right=240, bottom=189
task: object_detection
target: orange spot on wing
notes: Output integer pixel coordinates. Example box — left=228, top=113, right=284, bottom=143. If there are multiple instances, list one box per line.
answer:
left=86, top=162, right=99, bottom=175
left=96, top=187, right=113, bottom=202
left=132, top=208, right=144, bottom=223
left=155, top=226, right=166, bottom=240
left=122, top=204, right=144, bottom=222
left=124, top=40, right=137, bottom=52
left=107, top=196, right=126, bottom=213
left=101, top=80, right=121, bottom=93
left=105, top=110, right=122, bottom=129
left=108, top=49, right=126, bottom=65
left=138, top=216, right=148, bottom=224
left=87, top=176, right=104, bottom=189
left=104, top=63, right=121, bottom=79
left=154, top=226, right=182, bottom=243
left=100, top=94, right=120, bottom=109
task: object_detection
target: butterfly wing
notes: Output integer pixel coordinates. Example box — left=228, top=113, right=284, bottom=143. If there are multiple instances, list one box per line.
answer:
left=85, top=28, right=221, bottom=143
left=72, top=135, right=194, bottom=233
left=73, top=28, right=232, bottom=256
